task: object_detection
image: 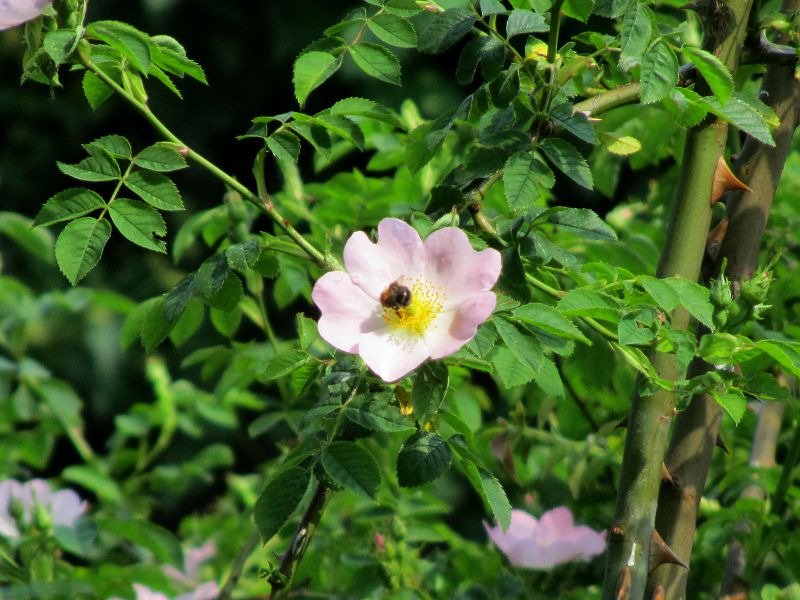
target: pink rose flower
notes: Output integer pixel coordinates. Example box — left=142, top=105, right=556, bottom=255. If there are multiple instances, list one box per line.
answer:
left=312, top=218, right=501, bottom=382
left=0, top=479, right=87, bottom=539
left=0, top=0, right=50, bottom=30
left=484, top=507, right=606, bottom=569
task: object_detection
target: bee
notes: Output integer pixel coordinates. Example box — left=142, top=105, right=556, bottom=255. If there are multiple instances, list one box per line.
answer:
left=380, top=280, right=412, bottom=310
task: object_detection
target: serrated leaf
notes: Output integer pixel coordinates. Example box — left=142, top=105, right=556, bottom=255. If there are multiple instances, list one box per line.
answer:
left=682, top=46, right=733, bottom=106
left=57, top=153, right=120, bottom=182
left=417, top=8, right=476, bottom=54
left=619, top=2, right=651, bottom=69
left=204, top=274, right=242, bottom=311
left=34, top=188, right=105, bottom=227
left=195, top=255, right=229, bottom=297
left=493, top=316, right=544, bottom=372
left=349, top=43, right=401, bottom=85
left=506, top=10, right=548, bottom=38
left=267, top=130, right=302, bottom=163
left=125, top=171, right=184, bottom=211
left=321, top=441, right=381, bottom=499
left=703, top=93, right=776, bottom=147
left=513, top=303, right=590, bottom=342
left=135, top=142, right=188, bottom=172
left=368, top=13, right=417, bottom=48
left=109, top=198, right=167, bottom=253
left=330, top=97, right=404, bottom=128
left=755, top=340, right=800, bottom=377
left=411, top=362, right=449, bottom=425
left=540, top=207, right=617, bottom=240
left=82, top=71, right=114, bottom=111
left=225, top=240, right=261, bottom=271
left=263, top=349, right=311, bottom=380
left=558, top=289, right=620, bottom=322
left=539, top=138, right=593, bottom=190
left=456, top=36, right=506, bottom=84
left=253, top=467, right=311, bottom=543
left=55, top=217, right=112, bottom=285
left=43, top=29, right=78, bottom=65
left=712, top=389, right=747, bottom=424
left=141, top=297, right=171, bottom=351
left=563, top=0, right=594, bottom=22
left=344, top=395, right=415, bottom=432
left=480, top=0, right=507, bottom=15
left=663, top=278, right=714, bottom=328
left=640, top=276, right=680, bottom=312
left=550, top=103, right=596, bottom=144
left=293, top=51, right=342, bottom=108
left=86, top=21, right=151, bottom=73
left=490, top=345, right=535, bottom=387
left=150, top=35, right=207, bottom=84
left=85, top=135, right=132, bottom=159
left=640, top=40, right=678, bottom=104
left=503, top=152, right=548, bottom=213
left=397, top=432, right=452, bottom=487
left=489, top=65, right=520, bottom=107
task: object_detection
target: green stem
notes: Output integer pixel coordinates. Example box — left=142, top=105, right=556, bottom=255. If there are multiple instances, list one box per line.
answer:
left=572, top=82, right=641, bottom=116
left=76, top=45, right=337, bottom=271
left=601, top=0, right=754, bottom=594
left=218, top=530, right=260, bottom=600
left=547, top=0, right=565, bottom=64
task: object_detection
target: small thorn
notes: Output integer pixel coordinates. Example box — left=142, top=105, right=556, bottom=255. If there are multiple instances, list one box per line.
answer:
left=616, top=566, right=632, bottom=600
left=614, top=415, right=629, bottom=430
left=716, top=432, right=730, bottom=454
left=711, top=156, right=752, bottom=205
left=706, top=216, right=729, bottom=262
left=661, top=463, right=678, bottom=487
left=649, top=529, right=688, bottom=573
left=652, top=584, right=666, bottom=600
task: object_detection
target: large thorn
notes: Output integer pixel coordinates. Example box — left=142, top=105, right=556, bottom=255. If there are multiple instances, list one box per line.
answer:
left=649, top=529, right=689, bottom=573
left=711, top=156, right=751, bottom=205
left=661, top=463, right=679, bottom=488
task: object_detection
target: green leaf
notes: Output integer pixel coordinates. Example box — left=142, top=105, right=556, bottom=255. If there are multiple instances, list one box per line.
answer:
left=503, top=152, right=548, bottom=213
left=263, top=349, right=311, bottom=380
left=124, top=171, right=184, bottom=211
left=480, top=0, right=507, bottom=15
left=62, top=464, right=122, bottom=504
left=489, top=65, right=520, bottom=107
left=55, top=217, right=112, bottom=285
left=150, top=35, right=207, bottom=84
left=204, top=273, right=243, bottom=311
left=344, top=395, right=416, bottom=432
left=703, top=93, right=776, bottom=147
left=663, top=87, right=709, bottom=127
left=195, top=255, right=229, bottom=297
left=397, top=431, right=452, bottom=487
left=135, top=142, right=188, bottom=172
left=109, top=198, right=167, bottom=253
left=640, top=276, right=680, bottom=312
left=225, top=240, right=261, bottom=271
left=417, top=8, right=476, bottom=54
left=349, top=43, right=401, bottom=85
left=34, top=188, right=106, bottom=227
left=563, top=0, right=594, bottom=22
left=86, top=21, right=151, bottom=73
left=550, top=102, right=597, bottom=144
left=85, top=135, right=132, bottom=160
left=141, top=297, right=172, bottom=352
left=640, top=40, right=678, bottom=104
left=253, top=467, right=311, bottom=543
left=0, top=213, right=53, bottom=261
left=513, top=303, right=590, bottom=342
left=682, top=46, right=733, bottom=106
left=57, top=153, right=120, bottom=182
left=412, top=362, right=449, bottom=425
left=293, top=51, right=342, bottom=108
left=712, top=388, right=747, bottom=425
left=82, top=71, right=114, bottom=111
left=43, top=29, right=78, bottom=65
left=321, top=441, right=381, bottom=499
left=96, top=516, right=182, bottom=566
left=540, top=207, right=617, bottom=240
left=697, top=333, right=746, bottom=362
left=210, top=305, right=241, bottom=338
left=619, top=2, right=651, bottom=68
left=368, top=13, right=417, bottom=48
left=456, top=36, right=506, bottom=84
left=330, top=97, right=404, bottom=128
left=618, top=311, right=657, bottom=346
left=664, top=278, right=714, bottom=329
left=267, top=129, right=302, bottom=163
left=558, top=289, right=620, bottom=322
left=506, top=10, right=548, bottom=38
left=490, top=346, right=534, bottom=387
left=755, top=340, right=800, bottom=377
left=539, top=138, right=593, bottom=190
left=535, top=356, right=564, bottom=398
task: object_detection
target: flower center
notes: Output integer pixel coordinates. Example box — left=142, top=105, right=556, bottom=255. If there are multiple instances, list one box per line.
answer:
left=381, top=278, right=444, bottom=337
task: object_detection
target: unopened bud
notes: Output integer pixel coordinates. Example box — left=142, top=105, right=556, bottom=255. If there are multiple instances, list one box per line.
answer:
left=739, top=270, right=772, bottom=306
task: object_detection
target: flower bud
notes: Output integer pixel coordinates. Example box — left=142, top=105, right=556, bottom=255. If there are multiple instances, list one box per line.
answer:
left=710, top=274, right=733, bottom=308
left=33, top=499, right=52, bottom=531
left=739, top=270, right=772, bottom=306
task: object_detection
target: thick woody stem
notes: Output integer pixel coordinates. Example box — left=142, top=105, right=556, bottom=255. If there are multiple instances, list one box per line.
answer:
left=645, top=0, right=800, bottom=594
left=600, top=0, right=754, bottom=596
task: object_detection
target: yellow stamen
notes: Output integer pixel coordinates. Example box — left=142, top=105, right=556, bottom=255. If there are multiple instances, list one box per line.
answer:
left=382, top=279, right=444, bottom=337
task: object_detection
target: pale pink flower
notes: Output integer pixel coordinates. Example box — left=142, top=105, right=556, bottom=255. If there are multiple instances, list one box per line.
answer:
left=162, top=541, right=219, bottom=599
left=312, top=218, right=501, bottom=382
left=0, top=0, right=50, bottom=30
left=484, top=507, right=606, bottom=569
left=0, top=479, right=87, bottom=539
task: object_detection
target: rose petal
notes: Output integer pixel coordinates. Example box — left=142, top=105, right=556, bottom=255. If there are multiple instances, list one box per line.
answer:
left=0, top=480, right=22, bottom=538
left=425, top=292, right=496, bottom=359
left=0, top=0, right=50, bottom=30
left=312, top=271, right=382, bottom=353
left=176, top=581, right=219, bottom=600
left=358, top=328, right=430, bottom=382
left=344, top=219, right=424, bottom=299
left=133, top=584, right=170, bottom=600
left=423, top=227, right=501, bottom=307
left=49, top=489, right=87, bottom=527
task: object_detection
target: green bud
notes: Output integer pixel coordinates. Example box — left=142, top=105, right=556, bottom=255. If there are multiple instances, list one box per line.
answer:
left=33, top=500, right=52, bottom=531
left=739, top=270, right=772, bottom=306
left=710, top=274, right=733, bottom=308
left=391, top=517, right=407, bottom=539
left=712, top=307, right=728, bottom=330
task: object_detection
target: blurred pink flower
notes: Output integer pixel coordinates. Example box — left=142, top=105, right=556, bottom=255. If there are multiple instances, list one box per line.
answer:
left=0, top=0, right=50, bottom=30
left=162, top=541, right=219, bottom=599
left=484, top=507, right=606, bottom=569
left=312, top=218, right=501, bottom=382
left=0, top=479, right=87, bottom=539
